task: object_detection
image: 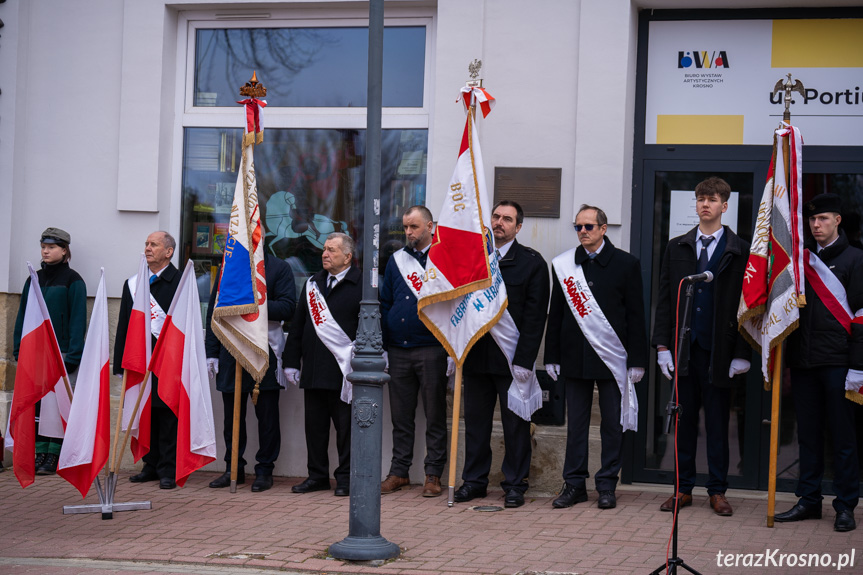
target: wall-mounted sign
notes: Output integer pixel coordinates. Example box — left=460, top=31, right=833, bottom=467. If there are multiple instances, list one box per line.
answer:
left=493, top=167, right=561, bottom=218
left=646, top=19, right=863, bottom=146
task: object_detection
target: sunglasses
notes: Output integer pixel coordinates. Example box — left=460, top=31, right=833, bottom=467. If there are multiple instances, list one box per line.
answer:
left=575, top=224, right=597, bottom=232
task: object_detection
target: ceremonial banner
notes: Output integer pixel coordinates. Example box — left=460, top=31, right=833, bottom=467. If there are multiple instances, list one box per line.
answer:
left=210, top=97, right=269, bottom=382
left=417, top=87, right=498, bottom=364
left=120, top=254, right=154, bottom=462
left=150, top=261, right=217, bottom=486
left=6, top=263, right=70, bottom=488
left=738, top=125, right=805, bottom=384
left=58, top=270, right=111, bottom=497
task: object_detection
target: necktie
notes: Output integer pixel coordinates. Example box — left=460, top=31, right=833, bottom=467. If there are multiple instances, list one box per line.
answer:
left=698, top=236, right=714, bottom=273
left=325, top=276, right=336, bottom=297
left=588, top=252, right=597, bottom=260
left=414, top=249, right=427, bottom=268
left=495, top=249, right=501, bottom=261
left=149, top=274, right=157, bottom=285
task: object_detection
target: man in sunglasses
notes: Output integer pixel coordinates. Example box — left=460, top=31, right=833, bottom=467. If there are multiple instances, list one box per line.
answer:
left=544, top=204, right=648, bottom=510
left=652, top=177, right=750, bottom=517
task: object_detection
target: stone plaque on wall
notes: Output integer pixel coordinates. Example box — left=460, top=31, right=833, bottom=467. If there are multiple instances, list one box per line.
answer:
left=493, top=167, right=561, bottom=218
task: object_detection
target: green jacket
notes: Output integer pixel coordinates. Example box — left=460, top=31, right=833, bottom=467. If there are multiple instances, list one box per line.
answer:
left=13, top=262, right=87, bottom=371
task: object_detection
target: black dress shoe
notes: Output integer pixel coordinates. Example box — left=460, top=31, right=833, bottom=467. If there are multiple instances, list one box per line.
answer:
left=159, top=477, right=177, bottom=490
left=775, top=503, right=822, bottom=522
left=129, top=468, right=159, bottom=483
left=251, top=474, right=273, bottom=493
left=834, top=510, right=856, bottom=532
left=598, top=490, right=617, bottom=509
left=552, top=483, right=588, bottom=509
left=35, top=453, right=58, bottom=475
left=209, top=470, right=245, bottom=488
left=334, top=485, right=350, bottom=497
left=504, top=489, right=524, bottom=508
left=291, top=478, right=330, bottom=493
left=453, top=483, right=487, bottom=503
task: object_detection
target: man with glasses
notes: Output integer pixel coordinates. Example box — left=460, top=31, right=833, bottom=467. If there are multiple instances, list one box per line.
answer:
left=652, top=177, right=750, bottom=517
left=545, top=205, right=648, bottom=510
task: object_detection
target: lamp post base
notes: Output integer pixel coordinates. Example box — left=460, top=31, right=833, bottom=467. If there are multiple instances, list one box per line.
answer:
left=329, top=535, right=400, bottom=561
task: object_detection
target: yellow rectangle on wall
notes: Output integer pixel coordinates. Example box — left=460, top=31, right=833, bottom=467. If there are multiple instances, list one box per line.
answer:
left=772, top=19, right=863, bottom=68
left=656, top=115, right=744, bottom=145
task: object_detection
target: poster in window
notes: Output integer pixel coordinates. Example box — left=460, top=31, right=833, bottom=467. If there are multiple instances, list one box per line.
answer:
left=193, top=223, right=212, bottom=254
left=212, top=223, right=229, bottom=255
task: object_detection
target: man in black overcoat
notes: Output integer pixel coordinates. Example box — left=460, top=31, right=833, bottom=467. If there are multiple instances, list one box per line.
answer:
left=114, top=231, right=182, bottom=489
left=652, top=177, right=750, bottom=517
left=544, top=204, right=648, bottom=510
left=283, top=232, right=361, bottom=497
left=204, top=251, right=296, bottom=492
left=454, top=200, right=550, bottom=509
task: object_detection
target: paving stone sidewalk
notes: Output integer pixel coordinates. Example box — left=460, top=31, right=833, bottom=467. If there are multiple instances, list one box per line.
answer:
left=1, top=471, right=859, bottom=574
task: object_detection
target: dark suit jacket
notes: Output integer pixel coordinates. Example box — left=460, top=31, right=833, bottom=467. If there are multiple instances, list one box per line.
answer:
left=282, top=265, right=362, bottom=391
left=544, top=238, right=648, bottom=380
left=113, top=262, right=181, bottom=408
left=652, top=225, right=750, bottom=388
left=463, top=239, right=550, bottom=375
left=205, top=253, right=297, bottom=393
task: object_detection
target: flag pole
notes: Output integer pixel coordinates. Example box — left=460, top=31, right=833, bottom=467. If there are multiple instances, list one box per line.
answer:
left=114, top=371, right=151, bottom=472
left=108, top=370, right=130, bottom=475
left=62, top=374, right=73, bottom=403
left=447, top=364, right=463, bottom=507
left=230, top=362, right=242, bottom=493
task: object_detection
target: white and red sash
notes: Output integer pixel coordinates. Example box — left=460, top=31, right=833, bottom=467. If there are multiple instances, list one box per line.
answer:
left=392, top=249, right=425, bottom=297
left=552, top=248, right=637, bottom=432
left=128, top=274, right=167, bottom=339
left=803, top=249, right=863, bottom=394
left=305, top=279, right=353, bottom=403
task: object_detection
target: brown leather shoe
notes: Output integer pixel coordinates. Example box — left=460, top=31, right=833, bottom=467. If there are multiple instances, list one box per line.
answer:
left=422, top=475, right=442, bottom=497
left=709, top=493, right=733, bottom=516
left=660, top=492, right=692, bottom=512
left=381, top=474, right=410, bottom=494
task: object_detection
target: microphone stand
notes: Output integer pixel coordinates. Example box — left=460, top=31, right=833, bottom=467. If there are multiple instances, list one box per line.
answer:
left=650, top=280, right=703, bottom=575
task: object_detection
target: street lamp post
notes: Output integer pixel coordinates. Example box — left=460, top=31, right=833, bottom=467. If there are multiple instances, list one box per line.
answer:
left=328, top=0, right=400, bottom=561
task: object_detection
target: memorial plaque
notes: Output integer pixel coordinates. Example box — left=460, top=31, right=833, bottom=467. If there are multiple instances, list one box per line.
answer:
left=493, top=167, right=561, bottom=218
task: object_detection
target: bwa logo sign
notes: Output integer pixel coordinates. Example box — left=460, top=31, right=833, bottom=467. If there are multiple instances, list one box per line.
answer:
left=678, top=51, right=730, bottom=69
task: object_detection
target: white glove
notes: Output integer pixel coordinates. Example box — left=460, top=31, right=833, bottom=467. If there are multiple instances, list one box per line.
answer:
left=446, top=357, right=455, bottom=377
left=728, top=358, right=751, bottom=378
left=382, top=350, right=389, bottom=373
left=628, top=367, right=645, bottom=384
left=846, top=369, right=863, bottom=391
left=657, top=349, right=674, bottom=380
left=207, top=358, right=219, bottom=380
left=283, top=367, right=301, bottom=386
left=545, top=364, right=560, bottom=382
left=512, top=365, right=533, bottom=383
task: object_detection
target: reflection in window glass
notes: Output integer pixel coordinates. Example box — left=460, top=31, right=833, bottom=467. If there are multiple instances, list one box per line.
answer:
left=194, top=27, right=426, bottom=107
left=181, top=127, right=428, bottom=304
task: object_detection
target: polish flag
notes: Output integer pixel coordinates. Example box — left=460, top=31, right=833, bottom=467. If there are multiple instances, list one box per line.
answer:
left=7, top=262, right=70, bottom=488
left=149, top=261, right=217, bottom=486
left=58, top=270, right=111, bottom=497
left=121, top=254, right=153, bottom=462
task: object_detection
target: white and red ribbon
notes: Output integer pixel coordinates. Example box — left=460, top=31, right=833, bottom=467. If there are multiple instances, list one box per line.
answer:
left=237, top=97, right=267, bottom=144
left=458, top=86, right=495, bottom=118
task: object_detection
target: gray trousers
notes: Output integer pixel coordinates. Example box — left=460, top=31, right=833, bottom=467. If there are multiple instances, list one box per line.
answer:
left=386, top=345, right=449, bottom=477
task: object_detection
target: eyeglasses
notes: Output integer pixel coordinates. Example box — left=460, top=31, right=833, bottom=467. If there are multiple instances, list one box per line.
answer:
left=575, top=224, right=596, bottom=232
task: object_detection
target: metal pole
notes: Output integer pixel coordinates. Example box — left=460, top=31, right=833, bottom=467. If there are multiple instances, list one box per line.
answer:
left=329, top=0, right=399, bottom=560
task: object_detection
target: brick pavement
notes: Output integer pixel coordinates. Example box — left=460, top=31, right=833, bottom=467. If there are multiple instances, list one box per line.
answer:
left=1, top=470, right=860, bottom=574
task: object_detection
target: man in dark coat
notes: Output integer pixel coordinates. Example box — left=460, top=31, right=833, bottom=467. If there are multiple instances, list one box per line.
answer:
left=454, top=200, right=550, bottom=509
left=776, top=193, right=862, bottom=532
left=544, top=205, right=648, bottom=510
left=204, top=252, right=296, bottom=492
left=652, top=177, right=750, bottom=516
left=114, top=231, right=182, bottom=489
left=283, top=232, right=361, bottom=497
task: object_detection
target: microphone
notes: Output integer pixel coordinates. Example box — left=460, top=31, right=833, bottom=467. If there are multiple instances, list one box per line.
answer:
left=683, top=271, right=713, bottom=283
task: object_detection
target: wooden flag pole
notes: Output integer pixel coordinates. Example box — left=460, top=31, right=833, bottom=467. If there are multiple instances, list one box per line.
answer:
left=108, top=370, right=129, bottom=475
left=114, top=371, right=151, bottom=473
left=230, top=361, right=242, bottom=493
left=62, top=374, right=74, bottom=403
left=447, top=363, right=463, bottom=507
left=766, top=346, right=783, bottom=528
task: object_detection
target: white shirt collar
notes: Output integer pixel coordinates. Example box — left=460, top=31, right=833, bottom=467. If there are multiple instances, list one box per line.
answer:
left=329, top=267, right=350, bottom=284
left=817, top=235, right=840, bottom=253
left=496, top=239, right=516, bottom=259
left=586, top=238, right=606, bottom=258
left=697, top=226, right=724, bottom=244
left=149, top=264, right=169, bottom=277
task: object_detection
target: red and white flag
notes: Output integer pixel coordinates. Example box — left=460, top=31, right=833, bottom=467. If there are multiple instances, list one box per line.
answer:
left=58, top=269, right=111, bottom=497
left=417, top=88, right=498, bottom=364
left=738, top=124, right=806, bottom=383
left=120, top=254, right=153, bottom=462
left=149, top=261, right=217, bottom=486
left=6, top=262, right=71, bottom=488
